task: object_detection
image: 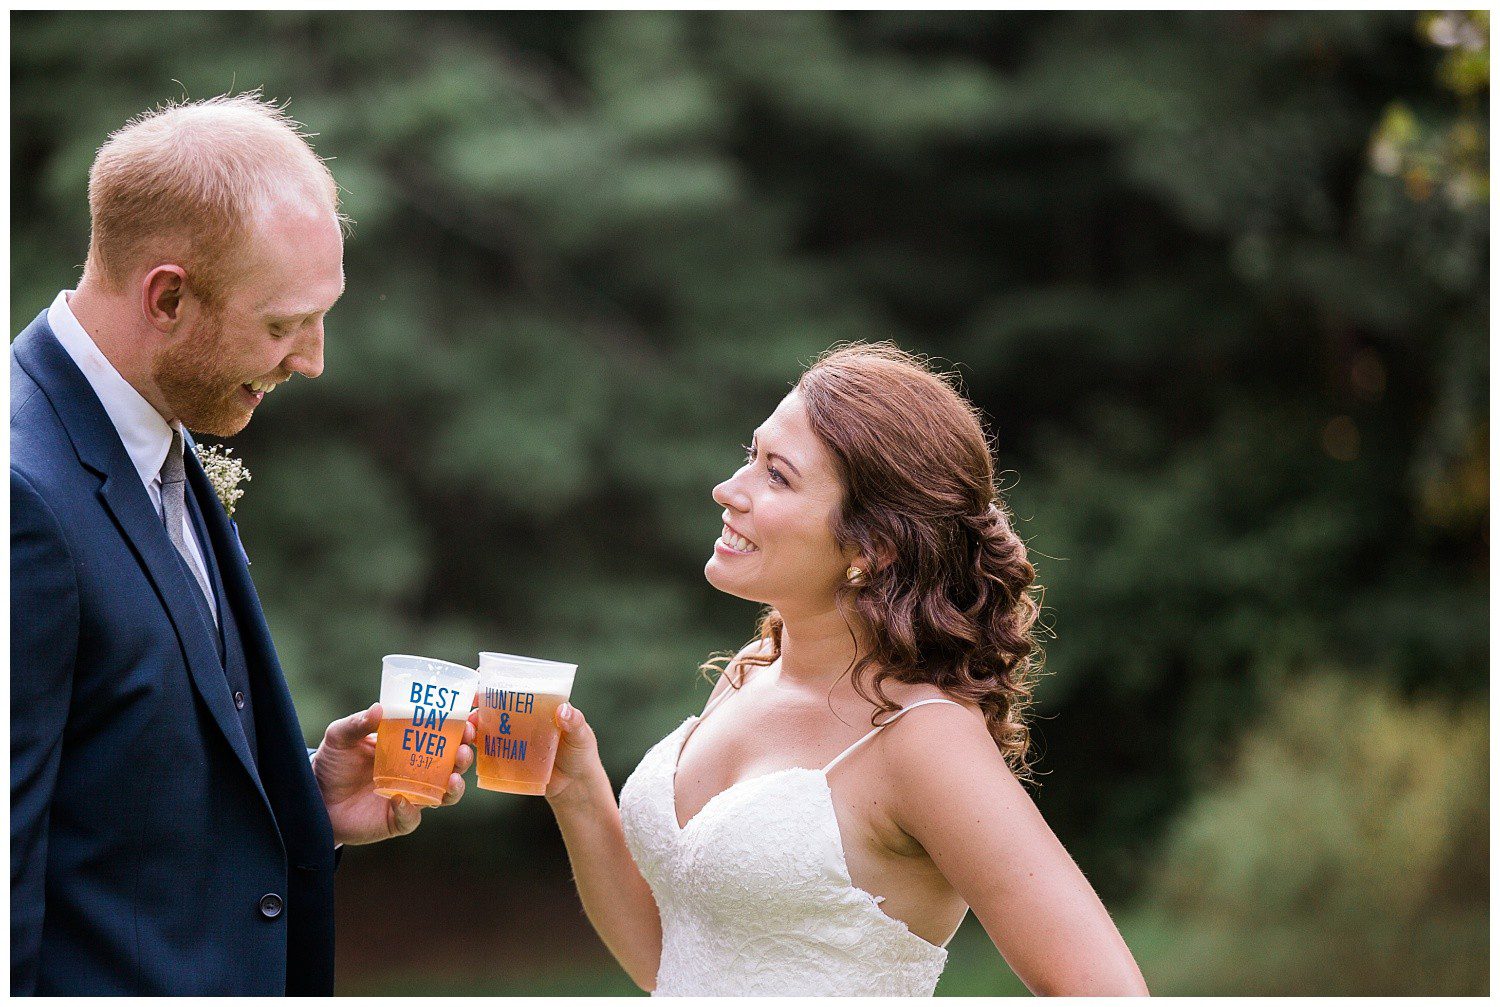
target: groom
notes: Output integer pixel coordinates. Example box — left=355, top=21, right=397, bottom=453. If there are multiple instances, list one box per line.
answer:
left=11, top=95, right=472, bottom=995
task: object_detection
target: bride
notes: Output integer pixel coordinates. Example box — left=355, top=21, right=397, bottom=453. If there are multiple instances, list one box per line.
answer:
left=541, top=343, right=1148, bottom=996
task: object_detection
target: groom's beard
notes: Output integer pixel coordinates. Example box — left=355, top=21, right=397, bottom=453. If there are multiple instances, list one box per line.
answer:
left=155, top=310, right=256, bottom=438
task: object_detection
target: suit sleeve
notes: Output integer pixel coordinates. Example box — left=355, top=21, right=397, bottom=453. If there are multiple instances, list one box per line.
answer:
left=10, top=469, right=78, bottom=995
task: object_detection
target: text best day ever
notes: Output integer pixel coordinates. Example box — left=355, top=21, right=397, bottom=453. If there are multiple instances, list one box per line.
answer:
left=401, top=681, right=462, bottom=757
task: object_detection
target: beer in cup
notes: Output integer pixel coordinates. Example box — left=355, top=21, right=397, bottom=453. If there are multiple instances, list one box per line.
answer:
left=373, top=655, right=480, bottom=807
left=474, top=652, right=577, bottom=795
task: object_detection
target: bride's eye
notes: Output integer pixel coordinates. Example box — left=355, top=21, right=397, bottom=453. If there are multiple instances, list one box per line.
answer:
left=741, top=443, right=755, bottom=464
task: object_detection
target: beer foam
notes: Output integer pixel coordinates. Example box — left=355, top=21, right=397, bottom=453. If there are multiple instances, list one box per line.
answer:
left=477, top=673, right=574, bottom=699
left=379, top=657, right=479, bottom=719
left=477, top=654, right=577, bottom=700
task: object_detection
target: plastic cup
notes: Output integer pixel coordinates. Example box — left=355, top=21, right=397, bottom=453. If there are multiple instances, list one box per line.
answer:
left=474, top=652, right=578, bottom=796
left=372, top=655, right=479, bottom=807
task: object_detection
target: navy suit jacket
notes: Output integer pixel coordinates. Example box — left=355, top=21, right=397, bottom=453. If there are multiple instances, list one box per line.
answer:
left=10, top=313, right=336, bottom=994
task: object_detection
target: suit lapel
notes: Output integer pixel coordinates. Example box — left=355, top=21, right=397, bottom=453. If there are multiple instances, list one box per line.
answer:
left=12, top=319, right=273, bottom=814
left=185, top=437, right=335, bottom=862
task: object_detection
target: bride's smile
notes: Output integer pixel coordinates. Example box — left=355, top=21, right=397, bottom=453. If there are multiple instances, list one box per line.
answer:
left=714, top=523, right=758, bottom=555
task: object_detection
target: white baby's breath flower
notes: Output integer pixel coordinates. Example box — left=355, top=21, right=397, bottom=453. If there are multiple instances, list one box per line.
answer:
left=198, top=444, right=251, bottom=518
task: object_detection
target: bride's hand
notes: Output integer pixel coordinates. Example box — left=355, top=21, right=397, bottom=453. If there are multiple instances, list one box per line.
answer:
left=547, top=702, right=609, bottom=808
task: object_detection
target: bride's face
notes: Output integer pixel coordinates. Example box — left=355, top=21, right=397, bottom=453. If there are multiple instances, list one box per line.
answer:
left=706, top=390, right=855, bottom=614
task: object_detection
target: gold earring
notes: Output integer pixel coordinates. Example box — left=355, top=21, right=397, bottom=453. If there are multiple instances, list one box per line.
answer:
left=846, top=565, right=864, bottom=584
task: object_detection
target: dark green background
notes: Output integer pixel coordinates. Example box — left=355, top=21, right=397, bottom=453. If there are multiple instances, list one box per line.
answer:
left=12, top=11, right=1487, bottom=995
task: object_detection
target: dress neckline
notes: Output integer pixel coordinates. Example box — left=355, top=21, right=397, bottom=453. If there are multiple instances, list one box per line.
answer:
left=669, top=691, right=966, bottom=832
left=670, top=713, right=824, bottom=833
left=661, top=714, right=954, bottom=955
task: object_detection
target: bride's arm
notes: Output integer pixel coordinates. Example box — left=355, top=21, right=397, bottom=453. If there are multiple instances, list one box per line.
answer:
left=545, top=652, right=751, bottom=990
left=880, top=703, right=1150, bottom=996
left=547, top=705, right=662, bottom=991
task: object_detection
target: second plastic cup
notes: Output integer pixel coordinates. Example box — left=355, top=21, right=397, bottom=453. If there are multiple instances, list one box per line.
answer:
left=372, top=655, right=480, bottom=807
left=474, top=652, right=578, bottom=795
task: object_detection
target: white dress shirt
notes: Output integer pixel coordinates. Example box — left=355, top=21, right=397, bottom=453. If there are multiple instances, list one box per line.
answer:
left=48, top=289, right=217, bottom=624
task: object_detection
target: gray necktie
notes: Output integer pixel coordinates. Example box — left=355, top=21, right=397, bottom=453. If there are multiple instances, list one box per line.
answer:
left=161, top=429, right=216, bottom=618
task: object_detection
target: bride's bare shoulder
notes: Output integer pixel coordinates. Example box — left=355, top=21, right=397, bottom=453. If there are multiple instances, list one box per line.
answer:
left=873, top=686, right=1011, bottom=788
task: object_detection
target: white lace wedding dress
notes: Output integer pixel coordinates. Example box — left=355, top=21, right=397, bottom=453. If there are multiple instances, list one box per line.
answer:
left=619, top=690, right=964, bottom=996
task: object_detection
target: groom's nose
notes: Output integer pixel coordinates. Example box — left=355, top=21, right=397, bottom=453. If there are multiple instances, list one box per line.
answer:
left=285, top=319, right=325, bottom=379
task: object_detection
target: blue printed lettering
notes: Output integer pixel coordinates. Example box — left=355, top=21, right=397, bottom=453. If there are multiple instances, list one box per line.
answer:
left=481, top=688, right=536, bottom=713
left=484, top=735, right=528, bottom=761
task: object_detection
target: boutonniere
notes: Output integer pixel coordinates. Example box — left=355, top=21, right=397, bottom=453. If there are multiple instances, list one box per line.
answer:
left=198, top=444, right=252, bottom=518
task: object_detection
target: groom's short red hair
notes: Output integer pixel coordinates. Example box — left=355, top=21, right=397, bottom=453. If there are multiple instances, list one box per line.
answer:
left=83, top=91, right=342, bottom=308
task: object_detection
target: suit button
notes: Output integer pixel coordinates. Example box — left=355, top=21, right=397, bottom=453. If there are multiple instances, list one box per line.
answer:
left=234, top=691, right=246, bottom=710
left=259, top=893, right=283, bottom=919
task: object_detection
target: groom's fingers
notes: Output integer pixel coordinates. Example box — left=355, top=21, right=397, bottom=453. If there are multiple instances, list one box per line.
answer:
left=324, top=703, right=381, bottom=750
left=462, top=720, right=476, bottom=746
left=388, top=796, right=422, bottom=836
left=441, top=772, right=466, bottom=807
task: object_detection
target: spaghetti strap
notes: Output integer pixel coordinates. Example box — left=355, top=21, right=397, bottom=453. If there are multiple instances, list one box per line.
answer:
left=822, top=698, right=965, bottom=775
left=697, top=660, right=761, bottom=723
left=697, top=681, right=737, bottom=721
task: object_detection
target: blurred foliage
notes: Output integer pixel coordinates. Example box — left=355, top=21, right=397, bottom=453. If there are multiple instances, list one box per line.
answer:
left=11, top=11, right=1488, bottom=994
left=1140, top=672, right=1488, bottom=994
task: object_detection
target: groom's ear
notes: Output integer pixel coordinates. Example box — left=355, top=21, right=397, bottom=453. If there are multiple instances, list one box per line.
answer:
left=142, top=265, right=190, bottom=333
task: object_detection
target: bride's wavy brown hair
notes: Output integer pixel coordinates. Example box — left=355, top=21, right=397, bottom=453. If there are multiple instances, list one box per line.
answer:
left=703, top=342, right=1045, bottom=782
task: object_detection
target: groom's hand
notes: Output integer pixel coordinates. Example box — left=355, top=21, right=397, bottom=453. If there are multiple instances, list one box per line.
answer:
left=312, top=703, right=475, bottom=846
